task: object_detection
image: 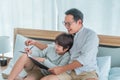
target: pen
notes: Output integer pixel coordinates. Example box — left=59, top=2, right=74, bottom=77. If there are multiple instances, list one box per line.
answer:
left=19, top=46, right=34, bottom=53
left=29, top=46, right=34, bottom=50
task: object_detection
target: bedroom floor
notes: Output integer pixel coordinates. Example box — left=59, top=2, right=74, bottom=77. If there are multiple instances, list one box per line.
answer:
left=0, top=75, right=6, bottom=80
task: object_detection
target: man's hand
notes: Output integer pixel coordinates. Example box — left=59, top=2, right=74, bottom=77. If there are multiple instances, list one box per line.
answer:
left=48, top=66, right=65, bottom=75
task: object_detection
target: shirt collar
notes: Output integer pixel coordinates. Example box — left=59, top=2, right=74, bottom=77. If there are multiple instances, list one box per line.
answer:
left=75, top=26, right=84, bottom=36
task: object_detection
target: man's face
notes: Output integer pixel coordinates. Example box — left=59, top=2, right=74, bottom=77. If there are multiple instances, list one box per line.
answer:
left=64, top=14, right=82, bottom=34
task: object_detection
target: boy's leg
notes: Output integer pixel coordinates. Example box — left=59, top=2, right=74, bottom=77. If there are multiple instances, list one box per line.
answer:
left=24, top=67, right=44, bottom=80
left=8, top=54, right=34, bottom=80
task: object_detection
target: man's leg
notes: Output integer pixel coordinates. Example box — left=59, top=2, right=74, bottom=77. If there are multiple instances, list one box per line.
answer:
left=70, top=70, right=98, bottom=80
left=8, top=54, right=34, bottom=80
left=41, top=72, right=72, bottom=80
left=40, top=75, right=59, bottom=80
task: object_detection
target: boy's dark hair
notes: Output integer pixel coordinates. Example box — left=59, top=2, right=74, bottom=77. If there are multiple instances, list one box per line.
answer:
left=65, top=8, right=84, bottom=22
left=55, top=33, right=73, bottom=52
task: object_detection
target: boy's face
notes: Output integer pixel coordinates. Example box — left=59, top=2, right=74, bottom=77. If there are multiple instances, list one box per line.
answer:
left=55, top=43, right=68, bottom=55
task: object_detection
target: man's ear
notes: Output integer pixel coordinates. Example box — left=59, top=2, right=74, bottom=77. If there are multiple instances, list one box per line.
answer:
left=77, top=19, right=82, bottom=24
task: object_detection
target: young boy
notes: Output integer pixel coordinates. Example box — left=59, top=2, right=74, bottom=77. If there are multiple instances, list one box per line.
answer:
left=8, top=33, right=73, bottom=80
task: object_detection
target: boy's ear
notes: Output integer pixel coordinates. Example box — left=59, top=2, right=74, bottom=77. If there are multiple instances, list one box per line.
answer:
left=63, top=48, right=69, bottom=52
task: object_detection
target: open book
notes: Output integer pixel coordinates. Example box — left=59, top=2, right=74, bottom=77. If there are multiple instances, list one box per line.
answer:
left=28, top=54, right=49, bottom=70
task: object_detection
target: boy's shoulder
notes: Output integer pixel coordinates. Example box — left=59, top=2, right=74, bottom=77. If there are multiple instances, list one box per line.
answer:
left=47, top=43, right=55, bottom=48
left=63, top=52, right=70, bottom=57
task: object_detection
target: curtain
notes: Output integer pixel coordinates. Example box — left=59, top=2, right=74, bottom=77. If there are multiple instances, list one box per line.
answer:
left=0, top=0, right=120, bottom=57
left=0, top=0, right=58, bottom=57
left=0, top=0, right=120, bottom=36
left=57, top=0, right=120, bottom=36
left=0, top=0, right=58, bottom=37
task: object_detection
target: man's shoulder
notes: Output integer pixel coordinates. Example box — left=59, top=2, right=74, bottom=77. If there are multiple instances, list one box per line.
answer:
left=84, top=27, right=96, bottom=33
left=83, top=27, right=99, bottom=42
left=83, top=27, right=97, bottom=36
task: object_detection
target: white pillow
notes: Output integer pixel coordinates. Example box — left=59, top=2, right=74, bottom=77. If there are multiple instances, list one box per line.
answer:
left=2, top=34, right=28, bottom=77
left=97, top=56, right=111, bottom=80
left=109, top=67, right=120, bottom=80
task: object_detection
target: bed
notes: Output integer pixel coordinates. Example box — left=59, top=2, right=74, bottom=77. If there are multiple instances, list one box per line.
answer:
left=2, top=28, right=120, bottom=80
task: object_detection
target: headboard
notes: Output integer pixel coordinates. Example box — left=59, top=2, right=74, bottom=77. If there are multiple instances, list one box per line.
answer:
left=14, top=28, right=120, bottom=47
left=14, top=28, right=120, bottom=67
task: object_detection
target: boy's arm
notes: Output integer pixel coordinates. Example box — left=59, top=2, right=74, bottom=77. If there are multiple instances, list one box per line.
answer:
left=34, top=41, right=48, bottom=50
left=25, top=39, right=48, bottom=50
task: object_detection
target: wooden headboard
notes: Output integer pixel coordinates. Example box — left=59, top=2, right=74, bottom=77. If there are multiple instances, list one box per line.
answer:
left=14, top=28, right=120, bottom=47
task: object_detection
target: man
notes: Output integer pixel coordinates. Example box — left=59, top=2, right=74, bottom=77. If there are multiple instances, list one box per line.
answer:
left=41, top=8, right=99, bottom=80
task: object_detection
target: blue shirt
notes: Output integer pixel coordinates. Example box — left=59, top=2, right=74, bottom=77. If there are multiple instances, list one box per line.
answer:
left=70, top=27, right=99, bottom=75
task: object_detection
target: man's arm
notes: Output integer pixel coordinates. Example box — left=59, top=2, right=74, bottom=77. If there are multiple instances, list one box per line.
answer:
left=63, top=60, right=83, bottom=70
left=49, top=60, right=83, bottom=75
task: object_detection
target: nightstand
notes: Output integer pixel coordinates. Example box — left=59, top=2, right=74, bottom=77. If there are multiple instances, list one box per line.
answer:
left=0, top=57, right=11, bottom=69
left=0, top=57, right=11, bottom=80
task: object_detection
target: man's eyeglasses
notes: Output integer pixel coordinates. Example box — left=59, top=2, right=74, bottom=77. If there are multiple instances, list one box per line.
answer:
left=62, top=21, right=75, bottom=27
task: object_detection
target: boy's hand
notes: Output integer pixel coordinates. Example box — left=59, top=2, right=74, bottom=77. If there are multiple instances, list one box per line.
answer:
left=24, top=47, right=32, bottom=54
left=25, top=39, right=36, bottom=46
left=35, top=57, right=45, bottom=62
